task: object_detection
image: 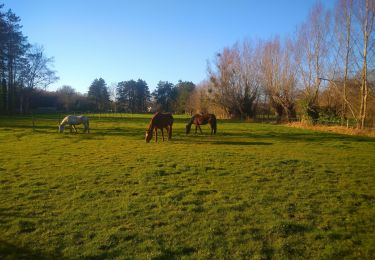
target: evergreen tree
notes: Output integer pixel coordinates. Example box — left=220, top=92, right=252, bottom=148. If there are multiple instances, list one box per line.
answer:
left=152, top=81, right=176, bottom=112
left=117, top=79, right=150, bottom=113
left=88, top=78, right=110, bottom=111
left=2, top=8, right=29, bottom=113
left=174, top=80, right=195, bottom=113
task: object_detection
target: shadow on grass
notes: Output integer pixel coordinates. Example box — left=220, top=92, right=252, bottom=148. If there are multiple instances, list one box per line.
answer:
left=0, top=240, right=61, bottom=260
left=272, top=222, right=312, bottom=237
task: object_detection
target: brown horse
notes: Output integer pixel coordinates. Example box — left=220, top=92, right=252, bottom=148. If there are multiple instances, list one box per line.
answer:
left=145, top=112, right=174, bottom=143
left=186, top=113, right=217, bottom=135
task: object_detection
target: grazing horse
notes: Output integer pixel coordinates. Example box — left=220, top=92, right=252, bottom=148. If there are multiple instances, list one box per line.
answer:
left=145, top=112, right=174, bottom=143
left=186, top=113, right=217, bottom=135
left=58, top=115, right=90, bottom=133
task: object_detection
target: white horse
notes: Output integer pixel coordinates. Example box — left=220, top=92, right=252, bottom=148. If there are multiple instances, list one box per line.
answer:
left=58, top=115, right=90, bottom=133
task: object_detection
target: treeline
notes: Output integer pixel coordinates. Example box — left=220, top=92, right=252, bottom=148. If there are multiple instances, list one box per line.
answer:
left=18, top=77, right=197, bottom=115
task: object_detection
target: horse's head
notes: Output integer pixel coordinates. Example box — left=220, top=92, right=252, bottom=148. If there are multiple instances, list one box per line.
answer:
left=58, top=125, right=64, bottom=133
left=145, top=129, right=153, bottom=143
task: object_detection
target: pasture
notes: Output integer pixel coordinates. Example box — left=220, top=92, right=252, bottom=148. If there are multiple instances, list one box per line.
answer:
left=0, top=114, right=374, bottom=259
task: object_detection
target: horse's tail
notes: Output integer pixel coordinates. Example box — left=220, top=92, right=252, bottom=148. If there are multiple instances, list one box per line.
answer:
left=211, top=114, right=217, bottom=134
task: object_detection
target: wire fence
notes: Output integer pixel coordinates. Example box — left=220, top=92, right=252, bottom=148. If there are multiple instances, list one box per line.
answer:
left=2, top=111, right=374, bottom=132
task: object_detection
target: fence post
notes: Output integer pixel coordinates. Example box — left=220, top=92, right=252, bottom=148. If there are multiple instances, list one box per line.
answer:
left=346, top=119, right=349, bottom=128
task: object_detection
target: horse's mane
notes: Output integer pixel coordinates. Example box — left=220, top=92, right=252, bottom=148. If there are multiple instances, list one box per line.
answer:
left=187, top=114, right=196, bottom=126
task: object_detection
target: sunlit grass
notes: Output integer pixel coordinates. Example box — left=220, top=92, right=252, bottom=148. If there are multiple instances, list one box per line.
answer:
left=0, top=114, right=374, bottom=259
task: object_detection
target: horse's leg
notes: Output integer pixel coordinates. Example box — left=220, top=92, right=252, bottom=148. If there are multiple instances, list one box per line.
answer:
left=195, top=125, right=197, bottom=134
left=155, top=128, right=158, bottom=142
left=72, top=125, right=77, bottom=133
left=161, top=128, right=165, bottom=141
left=198, top=125, right=203, bottom=134
left=168, top=125, right=172, bottom=140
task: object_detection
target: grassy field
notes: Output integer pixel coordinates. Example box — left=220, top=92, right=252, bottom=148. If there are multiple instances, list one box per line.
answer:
left=0, top=114, right=374, bottom=259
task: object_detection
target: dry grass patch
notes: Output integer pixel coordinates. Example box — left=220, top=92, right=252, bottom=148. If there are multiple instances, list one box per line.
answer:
left=287, top=122, right=375, bottom=137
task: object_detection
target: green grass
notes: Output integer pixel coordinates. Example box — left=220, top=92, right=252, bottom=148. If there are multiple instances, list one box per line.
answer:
left=0, top=114, right=374, bottom=259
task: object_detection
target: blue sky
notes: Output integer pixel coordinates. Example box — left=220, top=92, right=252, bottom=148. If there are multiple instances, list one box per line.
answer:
left=2, top=0, right=334, bottom=93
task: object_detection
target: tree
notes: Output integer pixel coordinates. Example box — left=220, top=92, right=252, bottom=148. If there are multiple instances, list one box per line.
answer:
left=187, top=80, right=228, bottom=117
left=0, top=5, right=6, bottom=93
left=108, top=82, right=118, bottom=112
left=117, top=79, right=150, bottom=113
left=329, top=0, right=375, bottom=128
left=260, top=37, right=297, bottom=122
left=355, top=0, right=375, bottom=128
left=334, top=0, right=355, bottom=125
left=56, top=85, right=76, bottom=112
left=208, top=40, right=260, bottom=119
left=0, top=78, right=6, bottom=112
left=18, top=45, right=58, bottom=113
left=296, top=2, right=331, bottom=124
left=152, top=81, right=176, bottom=112
left=174, top=80, right=195, bottom=114
left=0, top=6, right=30, bottom=113
left=87, top=78, right=110, bottom=112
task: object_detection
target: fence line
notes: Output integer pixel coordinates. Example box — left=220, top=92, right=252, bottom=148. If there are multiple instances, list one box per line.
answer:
left=4, top=112, right=373, bottom=132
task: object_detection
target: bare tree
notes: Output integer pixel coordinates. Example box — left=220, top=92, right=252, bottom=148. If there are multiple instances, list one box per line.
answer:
left=296, top=2, right=331, bottom=123
left=260, top=36, right=297, bottom=122
left=19, top=45, right=58, bottom=113
left=355, top=0, right=375, bottom=128
left=108, top=82, right=118, bottom=112
left=56, top=85, right=76, bottom=112
left=188, top=80, right=229, bottom=118
left=208, top=40, right=260, bottom=119
left=334, top=0, right=357, bottom=124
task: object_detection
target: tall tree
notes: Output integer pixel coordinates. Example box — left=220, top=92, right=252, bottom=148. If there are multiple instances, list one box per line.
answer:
left=18, top=45, right=58, bottom=113
left=152, top=81, right=176, bottom=112
left=355, top=0, right=375, bottom=128
left=117, top=79, right=150, bottom=113
left=88, top=78, right=110, bottom=112
left=296, top=2, right=331, bottom=123
left=2, top=8, right=30, bottom=113
left=174, top=80, right=195, bottom=114
left=0, top=78, right=6, bottom=112
left=0, top=4, right=6, bottom=78
left=260, top=37, right=297, bottom=122
left=333, top=0, right=355, bottom=125
left=107, top=82, right=118, bottom=112
left=208, top=40, right=260, bottom=119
